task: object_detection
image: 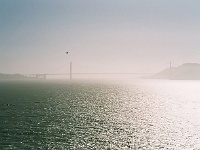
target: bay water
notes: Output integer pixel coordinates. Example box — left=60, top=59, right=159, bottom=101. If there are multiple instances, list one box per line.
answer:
left=0, top=79, right=200, bottom=149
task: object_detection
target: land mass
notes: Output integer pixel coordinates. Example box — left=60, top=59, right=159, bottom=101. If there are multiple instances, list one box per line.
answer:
left=0, top=73, right=29, bottom=80
left=153, top=63, right=200, bottom=80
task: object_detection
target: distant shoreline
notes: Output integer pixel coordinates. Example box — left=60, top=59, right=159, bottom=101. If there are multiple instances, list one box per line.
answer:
left=0, top=73, right=31, bottom=80
left=143, top=63, right=200, bottom=80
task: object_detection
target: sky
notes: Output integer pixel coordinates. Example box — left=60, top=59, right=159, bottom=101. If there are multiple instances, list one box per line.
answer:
left=1, top=0, right=200, bottom=74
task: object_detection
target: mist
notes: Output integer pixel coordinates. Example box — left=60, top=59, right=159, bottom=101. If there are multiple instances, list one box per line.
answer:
left=2, top=1, right=200, bottom=149
left=1, top=0, right=200, bottom=77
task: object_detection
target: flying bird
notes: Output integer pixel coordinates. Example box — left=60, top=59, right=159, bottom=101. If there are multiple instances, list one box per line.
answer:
left=66, top=52, right=68, bottom=54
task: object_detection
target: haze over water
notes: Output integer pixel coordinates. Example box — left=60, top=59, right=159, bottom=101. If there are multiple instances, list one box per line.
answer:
left=1, top=79, right=200, bottom=149
left=1, top=0, right=200, bottom=149
left=1, top=0, right=200, bottom=74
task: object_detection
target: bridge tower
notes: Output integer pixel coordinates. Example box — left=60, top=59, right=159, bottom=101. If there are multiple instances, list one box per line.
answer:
left=170, top=62, right=172, bottom=80
left=66, top=52, right=72, bottom=80
left=70, top=62, right=72, bottom=79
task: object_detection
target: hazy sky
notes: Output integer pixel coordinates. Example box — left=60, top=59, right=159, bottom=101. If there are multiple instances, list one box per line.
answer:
left=1, top=0, right=200, bottom=74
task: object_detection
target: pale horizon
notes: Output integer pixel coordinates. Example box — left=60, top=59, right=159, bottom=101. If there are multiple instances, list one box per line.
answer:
left=1, top=0, right=200, bottom=75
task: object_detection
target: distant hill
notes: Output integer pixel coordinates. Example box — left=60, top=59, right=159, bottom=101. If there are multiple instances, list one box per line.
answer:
left=0, top=73, right=29, bottom=80
left=154, top=63, right=200, bottom=80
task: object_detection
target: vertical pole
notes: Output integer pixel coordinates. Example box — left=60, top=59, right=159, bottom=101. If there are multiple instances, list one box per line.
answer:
left=170, top=62, right=172, bottom=80
left=70, top=62, right=72, bottom=79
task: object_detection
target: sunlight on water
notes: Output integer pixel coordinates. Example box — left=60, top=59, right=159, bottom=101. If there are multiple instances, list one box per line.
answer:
left=0, top=79, right=200, bottom=149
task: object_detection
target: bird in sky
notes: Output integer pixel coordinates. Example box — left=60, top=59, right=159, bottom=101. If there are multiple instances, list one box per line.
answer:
left=66, top=52, right=68, bottom=54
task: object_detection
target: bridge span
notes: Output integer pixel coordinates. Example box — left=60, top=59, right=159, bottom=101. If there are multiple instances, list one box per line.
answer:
left=27, top=72, right=153, bottom=79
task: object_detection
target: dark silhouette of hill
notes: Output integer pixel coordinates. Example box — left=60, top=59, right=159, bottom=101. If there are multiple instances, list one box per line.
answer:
left=154, top=63, right=200, bottom=80
left=0, top=73, right=29, bottom=80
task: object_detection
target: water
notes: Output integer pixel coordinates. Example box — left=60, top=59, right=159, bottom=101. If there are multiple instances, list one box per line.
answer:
left=1, top=79, right=200, bottom=149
